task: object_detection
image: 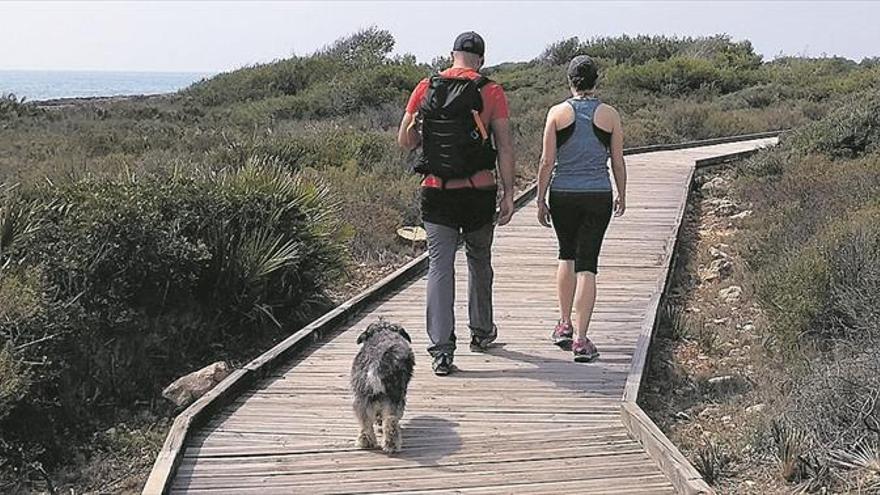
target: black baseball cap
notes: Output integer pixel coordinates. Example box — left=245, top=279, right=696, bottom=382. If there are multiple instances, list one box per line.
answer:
left=453, top=31, right=485, bottom=56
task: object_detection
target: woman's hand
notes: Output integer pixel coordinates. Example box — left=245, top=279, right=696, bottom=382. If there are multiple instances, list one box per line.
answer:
left=537, top=200, right=552, bottom=227
left=613, top=195, right=626, bottom=217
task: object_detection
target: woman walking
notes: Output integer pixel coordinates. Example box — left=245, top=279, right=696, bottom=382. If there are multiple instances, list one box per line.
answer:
left=536, top=55, right=627, bottom=362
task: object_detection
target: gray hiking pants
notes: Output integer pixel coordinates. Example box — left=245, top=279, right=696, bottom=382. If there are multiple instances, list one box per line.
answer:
left=424, top=221, right=495, bottom=357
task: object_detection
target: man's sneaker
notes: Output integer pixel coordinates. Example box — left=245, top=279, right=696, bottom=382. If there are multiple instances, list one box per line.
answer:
left=432, top=353, right=453, bottom=376
left=572, top=337, right=600, bottom=363
left=552, top=320, right=574, bottom=348
left=469, top=325, right=498, bottom=352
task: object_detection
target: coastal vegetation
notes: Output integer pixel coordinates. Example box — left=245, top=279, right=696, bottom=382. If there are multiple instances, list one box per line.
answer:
left=641, top=88, right=880, bottom=492
left=1, top=27, right=879, bottom=492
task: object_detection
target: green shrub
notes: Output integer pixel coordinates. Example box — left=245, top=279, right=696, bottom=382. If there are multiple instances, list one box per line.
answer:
left=606, top=56, right=759, bottom=95
left=823, top=205, right=880, bottom=336
left=315, top=165, right=420, bottom=262
left=736, top=91, right=880, bottom=354
left=0, top=161, right=348, bottom=468
left=538, top=34, right=760, bottom=69
left=762, top=56, right=879, bottom=102
left=0, top=93, right=42, bottom=124
left=0, top=344, right=29, bottom=422
left=756, top=244, right=830, bottom=349
left=182, top=27, right=419, bottom=110
left=786, top=89, right=880, bottom=158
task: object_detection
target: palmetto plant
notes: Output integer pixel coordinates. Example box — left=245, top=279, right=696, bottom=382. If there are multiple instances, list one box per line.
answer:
left=830, top=441, right=880, bottom=490
left=772, top=420, right=813, bottom=481
left=0, top=185, right=62, bottom=268
left=659, top=302, right=691, bottom=341
left=693, top=440, right=732, bottom=485
left=202, top=158, right=347, bottom=327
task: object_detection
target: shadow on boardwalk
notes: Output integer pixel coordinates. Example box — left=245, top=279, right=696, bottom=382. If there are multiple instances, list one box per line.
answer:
left=398, top=415, right=462, bottom=468
left=448, top=344, right=629, bottom=398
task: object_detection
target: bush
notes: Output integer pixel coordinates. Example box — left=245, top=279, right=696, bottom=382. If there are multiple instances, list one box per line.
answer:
left=606, top=56, right=759, bottom=95
left=736, top=91, right=880, bottom=353
left=538, top=34, right=760, bottom=68
left=785, top=88, right=880, bottom=158
left=182, top=27, right=419, bottom=110
left=0, top=93, right=42, bottom=124
left=315, top=165, right=421, bottom=263
left=0, top=344, right=29, bottom=422
left=0, top=161, right=348, bottom=468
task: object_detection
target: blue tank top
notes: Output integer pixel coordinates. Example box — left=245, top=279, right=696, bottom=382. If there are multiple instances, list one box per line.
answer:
left=550, top=98, right=612, bottom=192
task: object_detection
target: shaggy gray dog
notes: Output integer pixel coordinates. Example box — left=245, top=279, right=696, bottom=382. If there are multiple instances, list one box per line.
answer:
left=351, top=320, right=414, bottom=453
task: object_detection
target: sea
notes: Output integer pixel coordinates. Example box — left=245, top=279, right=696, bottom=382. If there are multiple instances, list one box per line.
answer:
left=0, top=70, right=215, bottom=102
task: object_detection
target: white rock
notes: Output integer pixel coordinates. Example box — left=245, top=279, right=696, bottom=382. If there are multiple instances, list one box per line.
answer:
left=719, top=285, right=743, bottom=304
left=709, top=246, right=730, bottom=260
left=746, top=404, right=766, bottom=414
left=699, top=406, right=717, bottom=418
left=742, top=323, right=756, bottom=333
left=162, top=361, right=231, bottom=408
left=701, top=177, right=729, bottom=196
left=712, top=199, right=738, bottom=217
left=731, top=210, right=753, bottom=220
left=708, top=375, right=734, bottom=385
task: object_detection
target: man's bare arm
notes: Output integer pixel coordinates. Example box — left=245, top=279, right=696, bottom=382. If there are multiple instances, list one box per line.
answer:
left=492, top=118, right=516, bottom=198
left=491, top=117, right=516, bottom=226
left=397, top=112, right=420, bottom=150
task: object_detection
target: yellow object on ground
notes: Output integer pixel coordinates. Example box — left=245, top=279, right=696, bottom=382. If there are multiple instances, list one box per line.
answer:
left=396, top=226, right=427, bottom=242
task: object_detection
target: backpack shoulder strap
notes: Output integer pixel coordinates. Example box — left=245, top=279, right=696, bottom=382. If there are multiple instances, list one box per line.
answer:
left=475, top=76, right=492, bottom=89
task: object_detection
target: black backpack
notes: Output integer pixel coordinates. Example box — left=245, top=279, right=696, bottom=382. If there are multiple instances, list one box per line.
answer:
left=414, top=75, right=497, bottom=180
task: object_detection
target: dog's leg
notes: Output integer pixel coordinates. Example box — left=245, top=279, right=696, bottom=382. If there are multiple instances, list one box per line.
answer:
left=355, top=401, right=378, bottom=449
left=381, top=402, right=402, bottom=454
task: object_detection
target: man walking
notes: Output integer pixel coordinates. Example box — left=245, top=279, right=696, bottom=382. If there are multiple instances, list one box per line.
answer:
left=397, top=31, right=516, bottom=376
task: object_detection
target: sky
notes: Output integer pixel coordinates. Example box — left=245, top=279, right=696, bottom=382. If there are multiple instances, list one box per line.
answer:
left=2, top=1, right=879, bottom=73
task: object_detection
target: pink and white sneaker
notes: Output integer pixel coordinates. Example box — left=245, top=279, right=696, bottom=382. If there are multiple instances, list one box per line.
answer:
left=552, top=320, right=574, bottom=348
left=572, top=337, right=600, bottom=363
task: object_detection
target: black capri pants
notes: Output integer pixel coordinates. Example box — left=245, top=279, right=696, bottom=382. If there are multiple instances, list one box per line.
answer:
left=549, top=190, right=613, bottom=274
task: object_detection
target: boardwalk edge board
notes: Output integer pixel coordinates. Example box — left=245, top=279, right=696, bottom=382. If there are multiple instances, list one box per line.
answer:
left=144, top=132, right=781, bottom=494
left=619, top=144, right=782, bottom=495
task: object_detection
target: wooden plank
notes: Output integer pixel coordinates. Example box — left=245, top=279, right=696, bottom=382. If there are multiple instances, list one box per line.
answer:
left=621, top=402, right=714, bottom=495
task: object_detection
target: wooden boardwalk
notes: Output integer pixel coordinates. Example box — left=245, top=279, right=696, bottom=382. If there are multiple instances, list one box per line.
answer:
left=159, top=137, right=777, bottom=494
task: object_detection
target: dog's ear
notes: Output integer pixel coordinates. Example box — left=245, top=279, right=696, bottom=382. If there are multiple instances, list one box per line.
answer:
left=356, top=326, right=374, bottom=345
left=395, top=327, right=412, bottom=343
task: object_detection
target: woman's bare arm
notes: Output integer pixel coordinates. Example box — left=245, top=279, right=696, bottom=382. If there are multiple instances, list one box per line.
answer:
left=604, top=105, right=627, bottom=216
left=536, top=106, right=559, bottom=227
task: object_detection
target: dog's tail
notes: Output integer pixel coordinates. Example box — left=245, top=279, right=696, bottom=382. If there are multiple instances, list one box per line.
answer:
left=365, top=365, right=385, bottom=394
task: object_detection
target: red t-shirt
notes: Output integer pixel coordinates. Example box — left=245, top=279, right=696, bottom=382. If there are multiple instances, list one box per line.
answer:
left=406, top=68, right=509, bottom=189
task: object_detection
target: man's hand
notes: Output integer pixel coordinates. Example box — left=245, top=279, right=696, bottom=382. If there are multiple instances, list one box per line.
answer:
left=397, top=112, right=420, bottom=150
left=614, top=195, right=626, bottom=217
left=497, top=194, right=514, bottom=226
left=537, top=200, right=551, bottom=227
